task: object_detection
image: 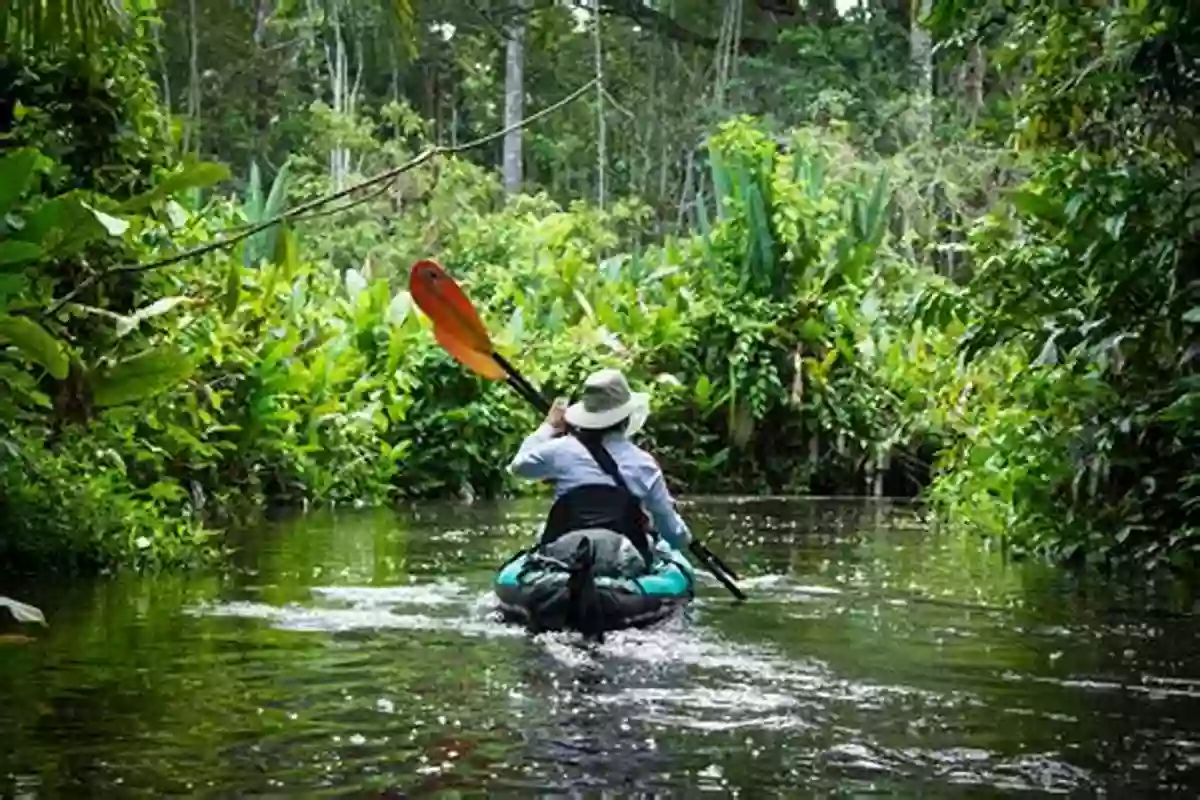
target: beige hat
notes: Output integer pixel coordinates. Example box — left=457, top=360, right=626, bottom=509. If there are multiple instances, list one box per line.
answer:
left=564, top=369, right=649, bottom=436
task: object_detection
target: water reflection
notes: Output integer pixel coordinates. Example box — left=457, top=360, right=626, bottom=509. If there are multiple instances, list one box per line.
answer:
left=1, top=497, right=1198, bottom=795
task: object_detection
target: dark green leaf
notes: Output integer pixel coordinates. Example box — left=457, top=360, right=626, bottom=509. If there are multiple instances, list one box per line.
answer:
left=0, top=149, right=40, bottom=217
left=258, top=160, right=292, bottom=264
left=88, top=346, right=195, bottom=408
left=20, top=193, right=106, bottom=256
left=118, top=160, right=231, bottom=213
left=0, top=314, right=69, bottom=379
left=0, top=241, right=43, bottom=267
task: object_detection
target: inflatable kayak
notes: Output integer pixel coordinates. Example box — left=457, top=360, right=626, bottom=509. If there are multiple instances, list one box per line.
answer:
left=493, top=527, right=696, bottom=636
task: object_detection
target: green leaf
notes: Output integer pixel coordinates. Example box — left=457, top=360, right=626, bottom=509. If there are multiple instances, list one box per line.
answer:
left=1183, top=307, right=1200, bottom=325
left=1032, top=331, right=1060, bottom=367
left=345, top=268, right=367, bottom=305
left=1009, top=189, right=1062, bottom=223
left=258, top=160, right=292, bottom=264
left=0, top=240, right=43, bottom=267
left=573, top=288, right=595, bottom=320
left=82, top=203, right=130, bottom=237
left=505, top=304, right=524, bottom=343
left=263, top=227, right=299, bottom=300
left=0, top=149, right=41, bottom=217
left=223, top=259, right=242, bottom=318
left=1103, top=213, right=1126, bottom=241
left=20, top=193, right=101, bottom=255
left=118, top=160, right=231, bottom=213
left=165, top=200, right=189, bottom=229
left=387, top=290, right=412, bottom=326
left=0, top=315, right=69, bottom=379
left=798, top=317, right=826, bottom=342
left=274, top=225, right=298, bottom=278
left=88, top=346, right=195, bottom=408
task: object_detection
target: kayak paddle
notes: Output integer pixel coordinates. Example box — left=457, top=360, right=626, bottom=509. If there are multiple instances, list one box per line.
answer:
left=407, top=258, right=747, bottom=603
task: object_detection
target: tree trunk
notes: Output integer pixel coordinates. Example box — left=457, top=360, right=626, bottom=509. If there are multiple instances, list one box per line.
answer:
left=592, top=0, right=606, bottom=210
left=253, top=0, right=273, bottom=161
left=183, top=0, right=201, bottom=156
left=963, top=40, right=985, bottom=121
left=502, top=0, right=527, bottom=196
left=910, top=0, right=934, bottom=133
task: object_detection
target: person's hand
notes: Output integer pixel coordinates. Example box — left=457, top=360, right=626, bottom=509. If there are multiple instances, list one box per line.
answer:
left=546, top=396, right=569, bottom=432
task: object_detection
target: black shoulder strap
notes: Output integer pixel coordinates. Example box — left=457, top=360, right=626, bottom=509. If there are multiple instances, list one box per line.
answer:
left=570, top=433, right=653, bottom=562
left=572, top=434, right=631, bottom=492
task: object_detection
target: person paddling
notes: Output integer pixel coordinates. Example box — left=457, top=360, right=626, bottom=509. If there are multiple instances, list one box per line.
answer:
left=507, top=368, right=693, bottom=565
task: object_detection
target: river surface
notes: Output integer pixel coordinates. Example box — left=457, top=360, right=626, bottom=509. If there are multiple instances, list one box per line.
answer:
left=1, top=497, right=1198, bottom=797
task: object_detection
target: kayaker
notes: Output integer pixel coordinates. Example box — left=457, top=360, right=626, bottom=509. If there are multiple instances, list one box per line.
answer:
left=507, top=368, right=693, bottom=562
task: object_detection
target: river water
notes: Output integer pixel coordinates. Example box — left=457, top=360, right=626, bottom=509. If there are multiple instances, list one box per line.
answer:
left=1, top=498, right=1198, bottom=796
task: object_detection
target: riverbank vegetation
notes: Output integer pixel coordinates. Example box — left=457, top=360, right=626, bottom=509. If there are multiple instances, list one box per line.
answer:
left=0, top=0, right=1195, bottom=575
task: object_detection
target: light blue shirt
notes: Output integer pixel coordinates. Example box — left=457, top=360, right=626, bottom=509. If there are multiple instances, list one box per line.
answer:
left=507, top=424, right=693, bottom=551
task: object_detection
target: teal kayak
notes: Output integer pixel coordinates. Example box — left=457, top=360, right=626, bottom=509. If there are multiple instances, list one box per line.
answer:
left=493, top=529, right=696, bottom=634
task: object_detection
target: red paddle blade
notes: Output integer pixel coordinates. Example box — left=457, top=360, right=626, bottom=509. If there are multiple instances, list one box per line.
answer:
left=409, top=260, right=493, bottom=354
left=434, top=324, right=507, bottom=380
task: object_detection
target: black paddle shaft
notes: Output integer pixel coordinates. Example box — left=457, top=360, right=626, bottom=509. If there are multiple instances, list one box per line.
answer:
left=488, top=352, right=746, bottom=602
left=492, top=353, right=549, bottom=412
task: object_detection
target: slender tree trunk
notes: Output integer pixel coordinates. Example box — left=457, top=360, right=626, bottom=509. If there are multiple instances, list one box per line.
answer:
left=326, top=1, right=351, bottom=190
left=183, top=0, right=201, bottom=155
left=964, top=40, right=985, bottom=120
left=253, top=0, right=273, bottom=162
left=592, top=0, right=606, bottom=210
left=502, top=0, right=527, bottom=196
left=389, top=35, right=402, bottom=142
left=874, top=452, right=889, bottom=496
left=713, top=0, right=742, bottom=110
left=152, top=20, right=172, bottom=144
left=910, top=0, right=934, bottom=133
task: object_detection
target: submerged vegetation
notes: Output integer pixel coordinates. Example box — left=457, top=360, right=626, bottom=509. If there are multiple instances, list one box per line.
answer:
left=0, top=0, right=1195, bottom=576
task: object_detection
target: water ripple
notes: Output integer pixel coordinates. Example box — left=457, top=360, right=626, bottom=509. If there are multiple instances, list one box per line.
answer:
left=5, top=499, right=1199, bottom=796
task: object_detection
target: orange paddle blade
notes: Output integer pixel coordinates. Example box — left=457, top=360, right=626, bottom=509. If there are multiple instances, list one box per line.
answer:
left=409, top=260, right=493, bottom=354
left=434, top=324, right=508, bottom=380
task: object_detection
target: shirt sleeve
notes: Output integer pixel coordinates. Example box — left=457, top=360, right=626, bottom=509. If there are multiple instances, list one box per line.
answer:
left=507, top=423, right=561, bottom=479
left=641, top=465, right=692, bottom=550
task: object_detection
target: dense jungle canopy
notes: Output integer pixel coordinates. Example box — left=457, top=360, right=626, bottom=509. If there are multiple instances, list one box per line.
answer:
left=0, top=0, right=1196, bottom=576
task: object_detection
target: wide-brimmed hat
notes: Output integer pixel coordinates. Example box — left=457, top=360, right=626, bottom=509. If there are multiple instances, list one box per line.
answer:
left=564, top=369, right=649, bottom=436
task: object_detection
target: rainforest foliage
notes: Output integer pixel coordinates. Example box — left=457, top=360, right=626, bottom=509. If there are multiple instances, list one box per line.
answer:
left=0, top=0, right=1195, bottom=575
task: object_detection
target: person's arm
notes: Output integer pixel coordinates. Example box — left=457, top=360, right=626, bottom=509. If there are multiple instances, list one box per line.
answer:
left=507, top=423, right=561, bottom=480
left=641, top=466, right=692, bottom=551
left=508, top=396, right=570, bottom=480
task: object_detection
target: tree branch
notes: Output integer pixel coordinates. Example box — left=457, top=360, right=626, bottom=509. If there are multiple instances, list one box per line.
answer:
left=586, top=0, right=774, bottom=55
